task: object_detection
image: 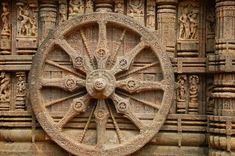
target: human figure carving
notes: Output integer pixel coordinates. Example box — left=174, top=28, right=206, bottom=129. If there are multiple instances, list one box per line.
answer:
left=59, top=4, right=67, bottom=23
left=188, top=11, right=198, bottom=39
left=18, top=6, right=36, bottom=36
left=1, top=3, right=10, bottom=35
left=0, top=72, right=10, bottom=102
left=179, top=6, right=199, bottom=40
left=177, top=75, right=186, bottom=102
left=179, top=8, right=190, bottom=39
left=69, top=0, right=83, bottom=16
left=189, top=75, right=199, bottom=103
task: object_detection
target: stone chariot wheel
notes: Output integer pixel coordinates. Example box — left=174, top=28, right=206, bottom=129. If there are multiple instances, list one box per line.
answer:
left=29, top=12, right=174, bottom=156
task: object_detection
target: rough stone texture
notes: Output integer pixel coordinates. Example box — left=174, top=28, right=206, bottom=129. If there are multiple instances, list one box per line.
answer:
left=0, top=0, right=234, bottom=156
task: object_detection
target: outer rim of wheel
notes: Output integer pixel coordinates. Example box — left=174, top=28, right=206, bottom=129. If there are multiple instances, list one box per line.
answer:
left=29, top=12, right=174, bottom=156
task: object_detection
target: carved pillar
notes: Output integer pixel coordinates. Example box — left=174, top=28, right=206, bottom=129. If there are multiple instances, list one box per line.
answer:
left=39, top=1, right=57, bottom=42
left=156, top=0, right=177, bottom=58
left=209, top=0, right=235, bottom=155
left=94, top=0, right=113, bottom=12
left=0, top=2, right=11, bottom=55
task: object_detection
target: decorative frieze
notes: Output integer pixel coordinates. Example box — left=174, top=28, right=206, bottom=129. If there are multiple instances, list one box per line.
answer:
left=146, top=0, right=155, bottom=30
left=0, top=2, right=11, bottom=55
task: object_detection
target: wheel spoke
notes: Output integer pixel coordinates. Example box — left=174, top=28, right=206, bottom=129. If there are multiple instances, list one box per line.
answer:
left=54, top=39, right=90, bottom=73
left=117, top=91, right=160, bottom=110
left=45, top=91, right=86, bottom=107
left=111, top=93, right=145, bottom=131
left=79, top=30, right=95, bottom=70
left=79, top=105, right=95, bottom=143
left=107, top=103, right=124, bottom=143
left=46, top=60, right=84, bottom=78
left=41, top=75, right=85, bottom=92
left=111, top=40, right=149, bottom=75
left=56, top=94, right=91, bottom=130
left=95, top=21, right=109, bottom=69
left=107, top=29, right=127, bottom=68
left=94, top=100, right=109, bottom=147
left=116, top=78, right=165, bottom=94
left=117, top=62, right=158, bottom=79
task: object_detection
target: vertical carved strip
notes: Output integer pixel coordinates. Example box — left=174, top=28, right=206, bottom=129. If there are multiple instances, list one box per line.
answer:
left=16, top=0, right=38, bottom=54
left=127, top=0, right=145, bottom=25
left=0, top=2, right=11, bottom=55
left=115, top=0, right=124, bottom=14
left=176, top=75, right=187, bottom=114
left=39, top=1, right=57, bottom=42
left=156, top=0, right=177, bottom=58
left=15, top=72, right=26, bottom=111
left=146, top=0, right=155, bottom=30
left=188, top=75, right=199, bottom=114
left=0, top=72, right=11, bottom=111
left=59, top=0, right=68, bottom=24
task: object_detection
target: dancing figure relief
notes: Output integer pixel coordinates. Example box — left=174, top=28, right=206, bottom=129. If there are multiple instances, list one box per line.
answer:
left=179, top=7, right=199, bottom=40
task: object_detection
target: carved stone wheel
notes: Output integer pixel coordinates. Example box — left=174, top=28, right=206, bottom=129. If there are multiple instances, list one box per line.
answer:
left=29, top=13, right=174, bottom=156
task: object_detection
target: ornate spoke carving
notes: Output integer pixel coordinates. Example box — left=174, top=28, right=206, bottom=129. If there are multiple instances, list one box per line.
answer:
left=111, top=93, right=145, bottom=131
left=94, top=100, right=109, bottom=147
left=116, top=78, right=165, bottom=94
left=41, top=76, right=85, bottom=92
left=111, top=40, right=149, bottom=75
left=54, top=39, right=91, bottom=73
left=57, top=94, right=90, bottom=130
left=79, top=29, right=95, bottom=70
left=95, top=21, right=109, bottom=69
left=108, top=28, right=127, bottom=68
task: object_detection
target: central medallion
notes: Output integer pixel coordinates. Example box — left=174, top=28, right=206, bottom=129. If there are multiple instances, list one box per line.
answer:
left=86, top=69, right=115, bottom=99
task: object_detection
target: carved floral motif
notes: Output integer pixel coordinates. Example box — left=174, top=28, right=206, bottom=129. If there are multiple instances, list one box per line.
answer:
left=115, top=0, right=124, bottom=14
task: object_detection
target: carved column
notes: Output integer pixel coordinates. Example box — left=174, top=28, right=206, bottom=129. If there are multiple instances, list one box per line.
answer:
left=156, top=0, right=177, bottom=58
left=208, top=0, right=235, bottom=155
left=94, top=0, right=113, bottom=12
left=39, top=1, right=57, bottom=42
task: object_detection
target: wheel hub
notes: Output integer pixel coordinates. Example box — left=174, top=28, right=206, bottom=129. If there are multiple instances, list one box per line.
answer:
left=86, top=69, right=115, bottom=99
